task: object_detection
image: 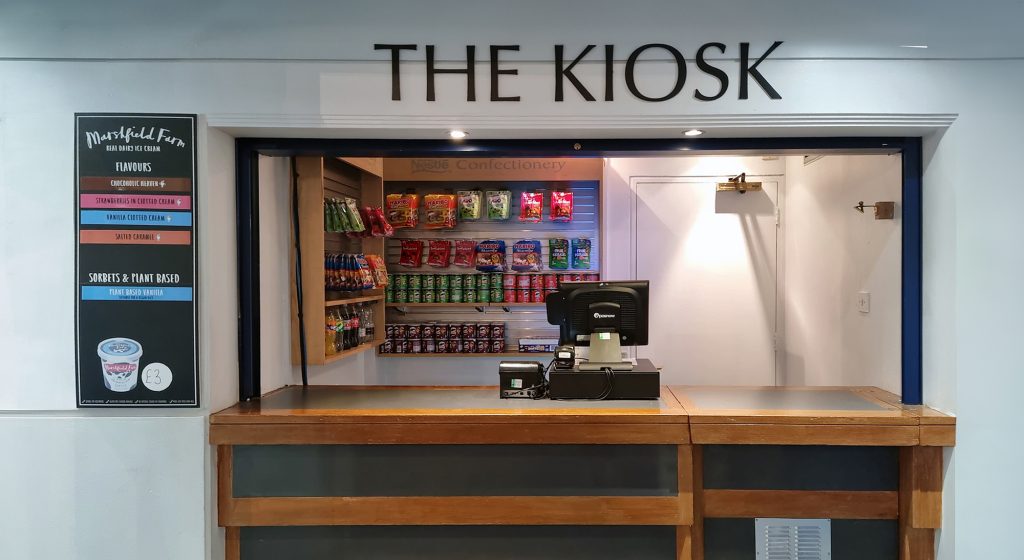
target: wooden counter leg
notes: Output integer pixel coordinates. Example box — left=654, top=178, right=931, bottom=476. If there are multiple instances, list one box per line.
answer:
left=899, top=446, right=942, bottom=560
left=225, top=527, right=240, bottom=560
left=692, top=446, right=704, bottom=560
left=217, top=445, right=234, bottom=527
left=677, top=445, right=695, bottom=560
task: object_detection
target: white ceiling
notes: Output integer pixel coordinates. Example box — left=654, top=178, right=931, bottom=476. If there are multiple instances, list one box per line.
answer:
left=1, top=0, right=1023, bottom=60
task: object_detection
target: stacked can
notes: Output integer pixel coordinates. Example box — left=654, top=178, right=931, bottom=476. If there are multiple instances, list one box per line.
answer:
left=380, top=321, right=507, bottom=354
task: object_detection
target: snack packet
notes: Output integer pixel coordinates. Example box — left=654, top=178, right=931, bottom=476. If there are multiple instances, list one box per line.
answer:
left=344, top=197, right=366, bottom=232
left=474, top=240, right=507, bottom=272
left=511, top=239, right=543, bottom=272
left=549, top=238, right=569, bottom=269
left=424, top=194, right=458, bottom=229
left=427, top=239, right=452, bottom=268
left=571, top=238, right=592, bottom=270
left=486, top=190, right=511, bottom=220
left=550, top=191, right=573, bottom=222
left=519, top=192, right=543, bottom=222
left=399, top=239, right=424, bottom=267
left=364, top=254, right=389, bottom=288
left=453, top=239, right=476, bottom=267
left=354, top=254, right=375, bottom=289
left=386, top=193, right=420, bottom=229
left=457, top=190, right=483, bottom=221
left=371, top=207, right=395, bottom=237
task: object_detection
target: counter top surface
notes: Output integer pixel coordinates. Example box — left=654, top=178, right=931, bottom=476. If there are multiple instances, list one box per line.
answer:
left=211, top=385, right=688, bottom=424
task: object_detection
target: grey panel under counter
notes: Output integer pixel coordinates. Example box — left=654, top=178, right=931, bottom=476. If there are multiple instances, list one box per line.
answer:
left=704, top=519, right=898, bottom=560
left=233, top=444, right=678, bottom=497
left=240, top=526, right=675, bottom=560
left=702, top=445, right=898, bottom=491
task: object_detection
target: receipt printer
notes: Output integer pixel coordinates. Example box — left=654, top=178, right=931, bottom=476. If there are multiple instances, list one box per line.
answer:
left=498, top=361, right=547, bottom=399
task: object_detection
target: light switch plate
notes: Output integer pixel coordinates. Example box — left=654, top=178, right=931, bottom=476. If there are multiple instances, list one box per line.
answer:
left=857, top=291, right=871, bottom=313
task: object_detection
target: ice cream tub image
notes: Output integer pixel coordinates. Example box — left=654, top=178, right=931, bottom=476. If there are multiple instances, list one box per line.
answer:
left=96, top=338, right=143, bottom=392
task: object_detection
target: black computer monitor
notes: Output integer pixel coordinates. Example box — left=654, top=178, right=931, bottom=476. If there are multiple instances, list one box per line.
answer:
left=545, top=280, right=649, bottom=370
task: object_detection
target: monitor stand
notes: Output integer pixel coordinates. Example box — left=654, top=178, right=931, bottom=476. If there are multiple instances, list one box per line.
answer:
left=577, top=331, right=634, bottom=371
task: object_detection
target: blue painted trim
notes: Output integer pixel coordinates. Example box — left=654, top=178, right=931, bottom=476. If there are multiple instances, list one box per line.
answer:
left=235, top=136, right=925, bottom=404
left=900, top=139, right=924, bottom=405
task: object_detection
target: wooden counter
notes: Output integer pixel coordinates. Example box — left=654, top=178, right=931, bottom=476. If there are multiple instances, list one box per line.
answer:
left=211, top=385, right=954, bottom=560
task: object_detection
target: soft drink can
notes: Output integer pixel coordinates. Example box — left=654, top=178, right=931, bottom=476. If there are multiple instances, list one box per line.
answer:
left=477, top=288, right=490, bottom=303
left=422, top=323, right=435, bottom=339
left=394, top=274, right=408, bottom=289
left=380, top=340, right=394, bottom=353
left=464, top=288, right=476, bottom=303
left=394, top=289, right=408, bottom=303
left=385, top=289, right=394, bottom=303
left=435, top=288, right=448, bottom=303
left=477, top=274, right=490, bottom=290
left=516, top=273, right=531, bottom=288
left=571, top=273, right=583, bottom=282
left=407, top=274, right=422, bottom=289
left=424, top=338, right=435, bottom=353
left=463, top=339, right=476, bottom=353
left=491, top=273, right=503, bottom=287
left=408, top=289, right=422, bottom=303
left=422, top=274, right=436, bottom=290
left=450, top=288, right=463, bottom=303
left=532, top=289, right=545, bottom=303
left=464, top=274, right=477, bottom=289
left=503, top=273, right=517, bottom=288
left=395, top=324, right=408, bottom=339
left=435, top=339, right=448, bottom=353
left=448, top=324, right=461, bottom=340
left=516, top=289, right=530, bottom=303
left=438, top=274, right=451, bottom=289
left=530, top=274, right=543, bottom=289
left=392, top=340, right=405, bottom=354
left=384, top=324, right=396, bottom=339
left=461, top=323, right=476, bottom=339
left=584, top=273, right=599, bottom=281
left=450, top=274, right=464, bottom=289
left=503, top=289, right=516, bottom=303
left=434, top=323, right=449, bottom=340
left=411, top=338, right=422, bottom=353
left=450, top=339, right=464, bottom=353
left=490, top=288, right=503, bottom=303
left=422, top=290, right=435, bottom=303
left=559, top=273, right=573, bottom=285
left=543, top=274, right=557, bottom=289
left=491, top=322, right=505, bottom=340
left=407, top=323, right=421, bottom=339
left=491, top=339, right=505, bottom=353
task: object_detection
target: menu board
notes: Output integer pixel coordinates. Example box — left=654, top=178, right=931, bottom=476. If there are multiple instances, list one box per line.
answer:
left=75, top=114, right=199, bottom=407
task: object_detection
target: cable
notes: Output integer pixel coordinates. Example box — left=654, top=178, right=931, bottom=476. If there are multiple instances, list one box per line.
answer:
left=291, top=157, right=309, bottom=387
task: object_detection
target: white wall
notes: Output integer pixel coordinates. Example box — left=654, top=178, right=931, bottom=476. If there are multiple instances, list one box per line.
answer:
left=4, top=3, right=1024, bottom=557
left=783, top=155, right=902, bottom=393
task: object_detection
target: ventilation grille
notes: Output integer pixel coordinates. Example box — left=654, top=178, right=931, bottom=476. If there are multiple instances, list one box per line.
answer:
left=755, top=518, right=831, bottom=560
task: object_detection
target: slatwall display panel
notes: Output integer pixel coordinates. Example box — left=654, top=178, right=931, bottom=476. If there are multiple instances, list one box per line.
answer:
left=382, top=180, right=600, bottom=357
left=324, top=160, right=364, bottom=255
left=384, top=181, right=600, bottom=274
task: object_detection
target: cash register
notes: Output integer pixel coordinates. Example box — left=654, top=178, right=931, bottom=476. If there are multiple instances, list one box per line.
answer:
left=544, top=280, right=660, bottom=399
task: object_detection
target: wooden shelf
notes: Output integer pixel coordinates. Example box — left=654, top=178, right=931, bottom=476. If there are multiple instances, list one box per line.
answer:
left=377, top=351, right=550, bottom=358
left=386, top=302, right=546, bottom=308
left=326, top=294, right=385, bottom=306
left=324, top=342, right=378, bottom=363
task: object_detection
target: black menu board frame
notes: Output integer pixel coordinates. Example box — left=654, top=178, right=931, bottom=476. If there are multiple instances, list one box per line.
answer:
left=74, top=113, right=199, bottom=408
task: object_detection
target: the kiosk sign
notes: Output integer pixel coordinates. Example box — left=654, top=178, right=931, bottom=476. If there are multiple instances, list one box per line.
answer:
left=374, top=41, right=784, bottom=102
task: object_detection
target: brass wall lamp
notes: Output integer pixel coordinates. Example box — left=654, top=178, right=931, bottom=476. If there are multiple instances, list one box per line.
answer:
left=854, top=200, right=895, bottom=220
left=716, top=173, right=762, bottom=194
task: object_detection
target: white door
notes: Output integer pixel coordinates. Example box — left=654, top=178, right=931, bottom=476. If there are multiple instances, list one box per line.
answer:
left=633, top=177, right=780, bottom=385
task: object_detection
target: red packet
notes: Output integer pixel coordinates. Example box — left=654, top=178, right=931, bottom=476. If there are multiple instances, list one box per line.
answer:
left=550, top=191, right=573, bottom=222
left=427, top=239, right=452, bottom=267
left=519, top=192, right=543, bottom=223
left=399, top=239, right=424, bottom=267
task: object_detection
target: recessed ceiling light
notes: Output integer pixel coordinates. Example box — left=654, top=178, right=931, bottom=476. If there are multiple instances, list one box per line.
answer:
left=448, top=130, right=468, bottom=139
left=899, top=45, right=928, bottom=49
left=683, top=129, right=704, bottom=137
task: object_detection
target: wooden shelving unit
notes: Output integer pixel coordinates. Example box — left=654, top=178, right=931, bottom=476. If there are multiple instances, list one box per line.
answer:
left=385, top=302, right=544, bottom=309
left=324, top=342, right=378, bottom=363
left=290, top=156, right=386, bottom=366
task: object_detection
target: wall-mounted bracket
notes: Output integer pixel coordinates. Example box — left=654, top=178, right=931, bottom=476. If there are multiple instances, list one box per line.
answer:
left=716, top=173, right=762, bottom=194
left=854, top=200, right=895, bottom=220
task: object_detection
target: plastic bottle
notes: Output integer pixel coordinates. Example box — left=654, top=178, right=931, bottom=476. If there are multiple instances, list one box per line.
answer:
left=363, top=305, right=375, bottom=343
left=334, top=308, right=345, bottom=352
left=325, top=310, right=337, bottom=355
